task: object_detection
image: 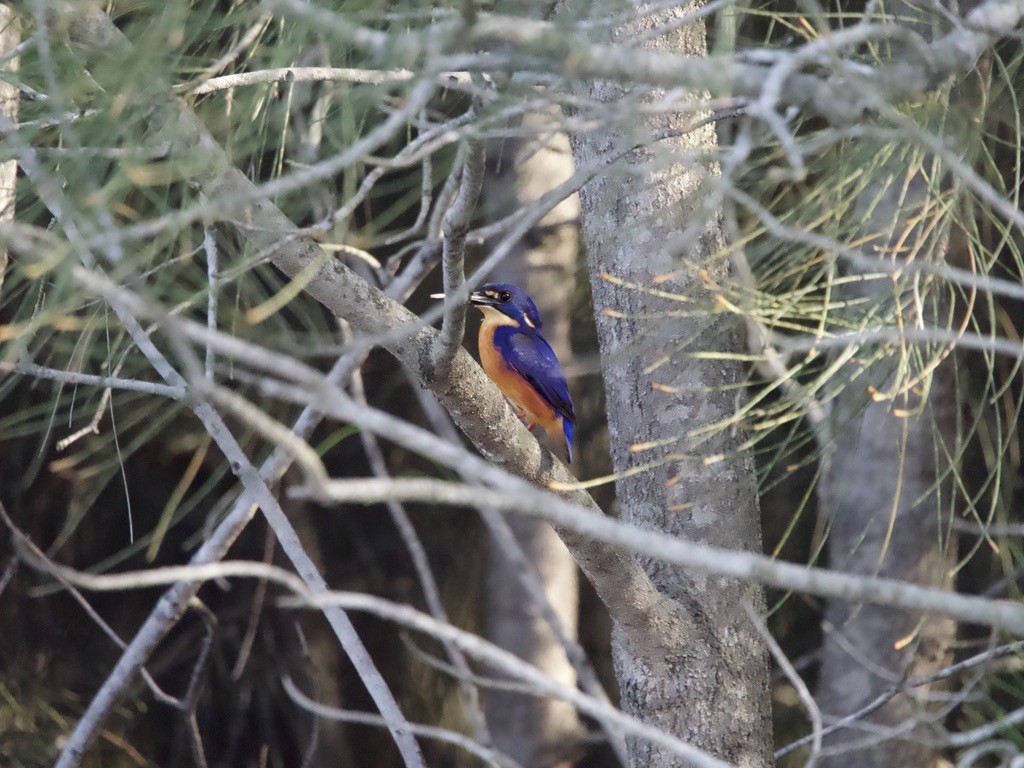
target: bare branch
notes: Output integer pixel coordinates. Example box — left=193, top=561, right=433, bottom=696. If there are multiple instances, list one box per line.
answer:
left=287, top=475, right=1024, bottom=634
left=202, top=218, right=218, bottom=380
left=0, top=359, right=185, bottom=398
left=777, top=640, right=1024, bottom=759
left=434, top=136, right=485, bottom=368
left=946, top=706, right=1024, bottom=748
left=284, top=591, right=736, bottom=768
left=188, top=65, right=415, bottom=94
left=185, top=65, right=479, bottom=96
left=746, top=599, right=823, bottom=767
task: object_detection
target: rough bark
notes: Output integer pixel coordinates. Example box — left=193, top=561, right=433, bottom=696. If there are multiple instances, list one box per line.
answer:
left=565, top=4, right=773, bottom=767
left=483, top=111, right=585, bottom=766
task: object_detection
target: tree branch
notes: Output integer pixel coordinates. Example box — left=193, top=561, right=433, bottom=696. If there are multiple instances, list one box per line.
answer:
left=433, top=137, right=485, bottom=368
left=0, top=359, right=185, bottom=398
left=287, top=476, right=1024, bottom=635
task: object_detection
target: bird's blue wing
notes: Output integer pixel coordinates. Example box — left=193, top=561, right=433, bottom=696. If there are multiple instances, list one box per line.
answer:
left=495, top=327, right=575, bottom=424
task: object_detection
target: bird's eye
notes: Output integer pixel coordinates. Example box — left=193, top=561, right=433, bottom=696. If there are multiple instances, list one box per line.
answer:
left=498, top=291, right=512, bottom=302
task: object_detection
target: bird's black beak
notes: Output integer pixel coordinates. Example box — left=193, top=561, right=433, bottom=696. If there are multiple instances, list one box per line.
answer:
left=430, top=291, right=497, bottom=307
left=469, top=290, right=499, bottom=307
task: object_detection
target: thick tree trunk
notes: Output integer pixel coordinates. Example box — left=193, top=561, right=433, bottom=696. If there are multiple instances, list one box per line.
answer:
left=815, top=6, right=963, bottom=766
left=816, top=169, right=959, bottom=768
left=566, top=5, right=773, bottom=767
left=482, top=111, right=585, bottom=767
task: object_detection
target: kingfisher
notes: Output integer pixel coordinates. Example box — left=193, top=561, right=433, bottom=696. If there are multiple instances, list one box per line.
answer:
left=434, top=282, right=575, bottom=461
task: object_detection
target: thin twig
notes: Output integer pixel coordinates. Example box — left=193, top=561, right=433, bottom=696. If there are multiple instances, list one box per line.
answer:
left=0, top=555, right=18, bottom=600
left=186, top=66, right=477, bottom=96
left=745, top=599, right=822, bottom=767
left=326, top=110, right=475, bottom=231
left=776, top=640, right=1024, bottom=758
left=231, top=523, right=275, bottom=680
left=180, top=599, right=216, bottom=768
left=175, top=14, right=273, bottom=94
left=0, top=504, right=179, bottom=706
left=0, top=360, right=184, bottom=399
left=384, top=109, right=434, bottom=245
left=188, top=65, right=411, bottom=94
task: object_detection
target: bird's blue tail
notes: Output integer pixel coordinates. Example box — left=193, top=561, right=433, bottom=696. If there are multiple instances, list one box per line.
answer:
left=563, top=420, right=575, bottom=463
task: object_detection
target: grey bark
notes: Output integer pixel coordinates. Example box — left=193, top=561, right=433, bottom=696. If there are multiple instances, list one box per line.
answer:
left=565, top=4, right=773, bottom=767
left=816, top=7, right=963, bottom=768
left=483, top=111, right=585, bottom=766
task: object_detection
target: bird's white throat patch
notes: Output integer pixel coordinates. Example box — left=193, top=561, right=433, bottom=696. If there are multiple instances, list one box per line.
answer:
left=478, top=305, right=518, bottom=327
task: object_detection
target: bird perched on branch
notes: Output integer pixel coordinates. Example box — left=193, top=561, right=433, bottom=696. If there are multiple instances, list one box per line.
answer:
left=433, top=282, right=575, bottom=462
